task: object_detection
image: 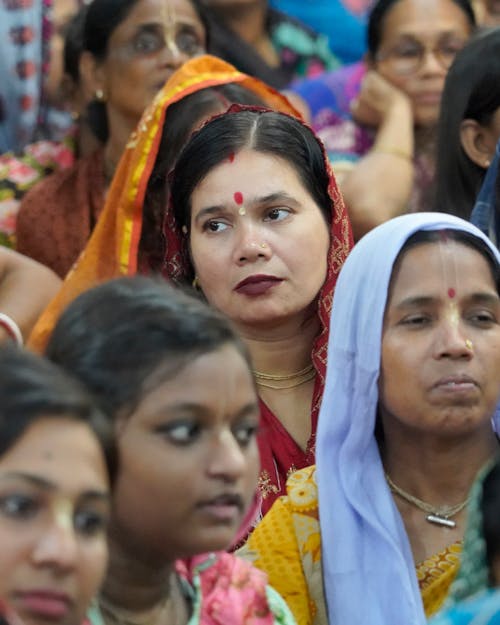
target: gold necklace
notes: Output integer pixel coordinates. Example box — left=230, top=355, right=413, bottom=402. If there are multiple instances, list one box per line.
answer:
left=253, top=363, right=316, bottom=390
left=98, top=576, right=185, bottom=625
left=385, top=473, right=469, bottom=528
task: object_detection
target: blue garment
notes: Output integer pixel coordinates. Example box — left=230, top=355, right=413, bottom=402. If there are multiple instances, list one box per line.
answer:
left=268, top=0, right=372, bottom=64
left=315, top=213, right=500, bottom=625
left=430, top=589, right=500, bottom=625
left=470, top=138, right=500, bottom=247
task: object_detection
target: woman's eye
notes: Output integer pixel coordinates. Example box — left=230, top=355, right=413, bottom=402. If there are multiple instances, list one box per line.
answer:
left=469, top=310, right=497, bottom=325
left=134, top=31, right=163, bottom=54
left=74, top=510, right=108, bottom=536
left=394, top=46, right=420, bottom=59
left=0, top=494, right=38, bottom=519
left=176, top=30, right=203, bottom=55
left=264, top=208, right=290, bottom=222
left=233, top=424, right=259, bottom=447
left=401, top=314, right=430, bottom=326
left=158, top=422, right=201, bottom=444
left=203, top=220, right=228, bottom=233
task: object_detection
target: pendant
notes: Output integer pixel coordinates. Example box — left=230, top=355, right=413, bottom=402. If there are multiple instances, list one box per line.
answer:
left=426, top=514, right=456, bottom=528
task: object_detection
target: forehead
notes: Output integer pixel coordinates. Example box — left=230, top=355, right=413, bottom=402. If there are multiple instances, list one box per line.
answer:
left=0, top=419, right=107, bottom=493
left=113, top=0, right=202, bottom=33
left=129, top=345, right=256, bottom=422
left=192, top=149, right=307, bottom=203
left=380, top=0, right=470, bottom=40
left=388, top=240, right=497, bottom=302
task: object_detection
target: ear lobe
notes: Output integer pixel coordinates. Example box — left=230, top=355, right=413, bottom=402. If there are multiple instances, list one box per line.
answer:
left=460, top=118, right=494, bottom=169
left=79, top=51, right=105, bottom=102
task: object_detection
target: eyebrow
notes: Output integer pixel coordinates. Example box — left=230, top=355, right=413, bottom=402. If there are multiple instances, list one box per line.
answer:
left=194, top=192, right=299, bottom=223
left=0, top=472, right=109, bottom=501
left=153, top=400, right=259, bottom=419
left=394, top=292, right=500, bottom=309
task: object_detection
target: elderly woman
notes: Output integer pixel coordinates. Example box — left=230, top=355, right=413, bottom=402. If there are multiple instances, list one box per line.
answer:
left=292, top=0, right=476, bottom=238
left=239, top=212, right=500, bottom=625
left=16, top=0, right=207, bottom=277
left=28, top=56, right=353, bottom=516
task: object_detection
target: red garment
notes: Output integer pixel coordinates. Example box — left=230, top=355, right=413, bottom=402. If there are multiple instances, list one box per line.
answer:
left=16, top=150, right=105, bottom=277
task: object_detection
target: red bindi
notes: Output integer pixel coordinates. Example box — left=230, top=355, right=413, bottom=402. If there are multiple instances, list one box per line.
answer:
left=234, top=191, right=243, bottom=205
left=447, top=287, right=456, bottom=299
left=228, top=152, right=235, bottom=163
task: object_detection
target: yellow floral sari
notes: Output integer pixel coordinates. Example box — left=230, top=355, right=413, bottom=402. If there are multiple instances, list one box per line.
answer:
left=239, top=466, right=461, bottom=625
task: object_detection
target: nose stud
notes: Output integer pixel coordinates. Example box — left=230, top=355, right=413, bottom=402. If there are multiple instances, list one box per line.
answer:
left=465, top=339, right=473, bottom=352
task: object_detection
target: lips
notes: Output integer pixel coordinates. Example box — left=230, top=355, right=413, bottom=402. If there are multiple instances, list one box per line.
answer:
left=432, top=374, right=479, bottom=392
left=415, top=92, right=442, bottom=105
left=234, top=274, right=282, bottom=296
left=197, top=493, right=244, bottom=523
left=13, top=590, right=72, bottom=620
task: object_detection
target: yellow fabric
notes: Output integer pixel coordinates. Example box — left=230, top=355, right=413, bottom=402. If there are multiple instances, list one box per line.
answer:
left=28, top=55, right=301, bottom=353
left=240, top=466, right=461, bottom=625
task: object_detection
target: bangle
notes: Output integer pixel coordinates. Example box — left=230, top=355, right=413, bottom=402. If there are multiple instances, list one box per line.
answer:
left=372, top=147, right=413, bottom=161
left=0, top=313, right=23, bottom=346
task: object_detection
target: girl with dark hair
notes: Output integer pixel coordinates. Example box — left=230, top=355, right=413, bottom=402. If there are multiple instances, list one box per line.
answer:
left=46, top=275, right=296, bottom=625
left=0, top=346, right=116, bottom=625
left=240, top=212, right=500, bottom=625
left=291, top=0, right=475, bottom=239
left=434, top=28, right=500, bottom=221
left=16, top=0, right=206, bottom=278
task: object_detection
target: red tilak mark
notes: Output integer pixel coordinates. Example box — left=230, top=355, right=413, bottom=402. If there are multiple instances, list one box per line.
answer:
left=234, top=191, right=243, bottom=205
left=448, top=287, right=456, bottom=299
left=228, top=152, right=235, bottom=163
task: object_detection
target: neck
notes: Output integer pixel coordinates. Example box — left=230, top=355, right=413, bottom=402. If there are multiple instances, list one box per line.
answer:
left=236, top=310, right=320, bottom=377
left=382, top=422, right=498, bottom=506
left=104, top=110, right=140, bottom=184
left=101, top=532, right=174, bottom=613
left=214, top=1, right=267, bottom=46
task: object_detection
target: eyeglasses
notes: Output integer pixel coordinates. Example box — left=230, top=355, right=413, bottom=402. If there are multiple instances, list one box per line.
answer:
left=376, top=37, right=467, bottom=75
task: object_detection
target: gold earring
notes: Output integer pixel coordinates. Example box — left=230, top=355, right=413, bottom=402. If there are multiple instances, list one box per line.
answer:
left=485, top=159, right=491, bottom=168
left=192, top=276, right=200, bottom=290
left=95, top=89, right=105, bottom=102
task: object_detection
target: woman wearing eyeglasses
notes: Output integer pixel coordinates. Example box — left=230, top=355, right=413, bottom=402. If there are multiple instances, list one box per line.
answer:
left=291, top=0, right=476, bottom=240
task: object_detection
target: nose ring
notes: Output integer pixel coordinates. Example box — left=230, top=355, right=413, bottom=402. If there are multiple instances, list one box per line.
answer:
left=260, top=242, right=267, bottom=249
left=465, top=339, right=473, bottom=352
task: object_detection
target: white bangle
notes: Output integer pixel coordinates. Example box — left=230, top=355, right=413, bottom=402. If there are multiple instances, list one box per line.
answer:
left=0, top=313, right=23, bottom=346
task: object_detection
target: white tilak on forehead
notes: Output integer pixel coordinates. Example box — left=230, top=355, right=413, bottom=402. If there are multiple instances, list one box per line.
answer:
left=53, top=498, right=73, bottom=531
left=161, top=1, right=179, bottom=54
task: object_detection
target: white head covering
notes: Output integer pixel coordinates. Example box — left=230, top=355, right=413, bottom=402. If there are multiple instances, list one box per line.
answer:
left=316, top=213, right=500, bottom=625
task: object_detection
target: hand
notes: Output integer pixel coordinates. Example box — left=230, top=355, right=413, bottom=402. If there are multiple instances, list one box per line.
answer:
left=350, top=71, right=411, bottom=128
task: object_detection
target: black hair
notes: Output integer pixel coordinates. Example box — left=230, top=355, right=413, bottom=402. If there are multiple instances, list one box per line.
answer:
left=481, top=459, right=500, bottom=584
left=0, top=345, right=117, bottom=484
left=367, top=0, right=476, bottom=56
left=46, top=276, right=252, bottom=420
left=434, top=28, right=500, bottom=218
left=170, top=108, right=332, bottom=239
left=398, top=227, right=500, bottom=291
left=63, top=4, right=88, bottom=83
left=140, top=84, right=266, bottom=273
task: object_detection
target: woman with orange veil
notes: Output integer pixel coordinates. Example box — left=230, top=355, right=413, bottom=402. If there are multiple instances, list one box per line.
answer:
left=30, top=55, right=353, bottom=515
